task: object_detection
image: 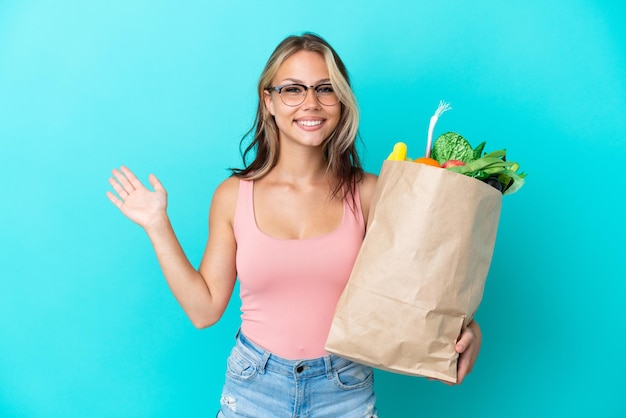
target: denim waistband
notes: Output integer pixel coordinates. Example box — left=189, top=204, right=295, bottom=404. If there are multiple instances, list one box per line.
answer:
left=235, top=331, right=358, bottom=379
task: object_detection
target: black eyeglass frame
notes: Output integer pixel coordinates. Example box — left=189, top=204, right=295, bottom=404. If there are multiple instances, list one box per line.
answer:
left=266, top=83, right=339, bottom=107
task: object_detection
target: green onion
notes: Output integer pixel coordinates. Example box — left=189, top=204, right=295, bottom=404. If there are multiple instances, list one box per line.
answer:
left=425, top=100, right=452, bottom=158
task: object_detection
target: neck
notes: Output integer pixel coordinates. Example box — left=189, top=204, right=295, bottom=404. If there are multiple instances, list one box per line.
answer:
left=271, top=145, right=330, bottom=184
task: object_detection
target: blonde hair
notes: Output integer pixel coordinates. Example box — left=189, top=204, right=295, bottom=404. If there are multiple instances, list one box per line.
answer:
left=231, top=33, right=363, bottom=199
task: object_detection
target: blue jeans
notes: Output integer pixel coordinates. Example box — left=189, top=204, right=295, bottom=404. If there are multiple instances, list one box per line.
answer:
left=217, top=331, right=378, bottom=417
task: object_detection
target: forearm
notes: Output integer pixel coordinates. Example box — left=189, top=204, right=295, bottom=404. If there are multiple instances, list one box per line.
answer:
left=144, top=216, right=218, bottom=327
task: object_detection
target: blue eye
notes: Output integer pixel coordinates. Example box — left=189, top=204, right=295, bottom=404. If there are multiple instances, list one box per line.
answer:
left=316, top=84, right=334, bottom=94
left=282, top=85, right=305, bottom=95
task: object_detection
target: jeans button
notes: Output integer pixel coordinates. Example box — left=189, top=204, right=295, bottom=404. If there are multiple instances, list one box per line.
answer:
left=296, top=365, right=304, bottom=373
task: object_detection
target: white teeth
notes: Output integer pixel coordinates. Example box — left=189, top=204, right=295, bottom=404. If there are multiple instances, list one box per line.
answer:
left=297, top=120, right=322, bottom=127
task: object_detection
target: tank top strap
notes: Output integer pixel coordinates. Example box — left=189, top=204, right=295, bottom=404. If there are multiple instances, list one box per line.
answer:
left=233, top=178, right=255, bottom=239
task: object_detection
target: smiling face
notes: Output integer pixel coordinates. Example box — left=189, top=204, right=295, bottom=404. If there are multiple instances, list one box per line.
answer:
left=264, top=50, right=341, bottom=150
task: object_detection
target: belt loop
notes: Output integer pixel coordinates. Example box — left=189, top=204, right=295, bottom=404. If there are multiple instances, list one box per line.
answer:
left=236, top=329, right=269, bottom=374
left=258, top=351, right=270, bottom=374
left=324, top=356, right=333, bottom=379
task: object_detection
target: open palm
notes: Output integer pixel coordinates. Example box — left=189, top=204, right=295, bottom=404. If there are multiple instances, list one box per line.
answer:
left=106, top=166, right=168, bottom=230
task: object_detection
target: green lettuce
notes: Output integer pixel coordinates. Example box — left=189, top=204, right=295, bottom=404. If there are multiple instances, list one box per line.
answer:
left=431, top=132, right=485, bottom=164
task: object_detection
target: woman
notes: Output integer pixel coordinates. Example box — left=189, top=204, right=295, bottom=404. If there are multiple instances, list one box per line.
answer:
left=107, top=33, right=481, bottom=417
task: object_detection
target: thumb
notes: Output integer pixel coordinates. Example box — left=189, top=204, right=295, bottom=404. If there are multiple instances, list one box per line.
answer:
left=148, top=174, right=165, bottom=192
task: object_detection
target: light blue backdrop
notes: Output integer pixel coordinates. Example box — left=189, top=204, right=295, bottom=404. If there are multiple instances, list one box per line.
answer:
left=1, top=1, right=625, bottom=417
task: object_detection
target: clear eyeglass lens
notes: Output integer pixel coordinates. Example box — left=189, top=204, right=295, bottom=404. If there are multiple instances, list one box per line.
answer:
left=315, top=84, right=337, bottom=105
left=278, top=84, right=338, bottom=106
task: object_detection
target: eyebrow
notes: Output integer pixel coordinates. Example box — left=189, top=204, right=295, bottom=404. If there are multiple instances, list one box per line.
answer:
left=280, top=78, right=331, bottom=85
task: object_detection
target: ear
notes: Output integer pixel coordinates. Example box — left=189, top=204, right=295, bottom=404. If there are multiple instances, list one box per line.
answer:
left=263, top=89, right=276, bottom=116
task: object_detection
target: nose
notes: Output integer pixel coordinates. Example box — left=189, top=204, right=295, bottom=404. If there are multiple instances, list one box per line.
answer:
left=301, top=86, right=321, bottom=109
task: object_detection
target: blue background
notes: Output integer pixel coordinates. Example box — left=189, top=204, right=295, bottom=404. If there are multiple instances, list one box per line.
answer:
left=1, top=1, right=625, bottom=417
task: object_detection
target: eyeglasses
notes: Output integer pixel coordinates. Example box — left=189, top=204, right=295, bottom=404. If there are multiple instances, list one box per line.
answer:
left=267, top=83, right=339, bottom=107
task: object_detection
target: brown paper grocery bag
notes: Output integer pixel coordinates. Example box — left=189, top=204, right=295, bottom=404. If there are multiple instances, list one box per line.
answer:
left=325, top=160, right=502, bottom=383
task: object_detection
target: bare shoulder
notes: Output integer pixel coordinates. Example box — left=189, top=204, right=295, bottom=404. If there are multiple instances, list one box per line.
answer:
left=214, top=176, right=240, bottom=198
left=359, top=172, right=378, bottom=197
left=358, top=172, right=378, bottom=223
left=209, top=176, right=240, bottom=222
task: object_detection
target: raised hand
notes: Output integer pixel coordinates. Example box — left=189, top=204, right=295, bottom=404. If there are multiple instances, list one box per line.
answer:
left=106, top=166, right=168, bottom=230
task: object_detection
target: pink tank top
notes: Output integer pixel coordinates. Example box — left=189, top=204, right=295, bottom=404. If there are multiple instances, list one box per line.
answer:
left=233, top=179, right=365, bottom=359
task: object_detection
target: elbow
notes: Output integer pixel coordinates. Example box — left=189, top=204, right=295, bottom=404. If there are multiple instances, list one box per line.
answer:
left=186, top=298, right=229, bottom=329
left=190, top=314, right=220, bottom=329
left=191, top=318, right=215, bottom=329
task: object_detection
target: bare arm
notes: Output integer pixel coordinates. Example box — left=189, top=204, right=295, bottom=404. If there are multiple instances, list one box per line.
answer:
left=107, top=167, right=237, bottom=328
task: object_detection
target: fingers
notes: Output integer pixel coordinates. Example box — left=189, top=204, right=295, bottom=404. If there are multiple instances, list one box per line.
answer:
left=454, top=327, right=475, bottom=384
left=148, top=174, right=165, bottom=192
left=120, top=166, right=144, bottom=189
left=456, top=349, right=475, bottom=384
left=108, top=166, right=150, bottom=199
left=105, top=190, right=123, bottom=209
left=456, top=326, right=476, bottom=353
left=456, top=362, right=468, bottom=384
left=425, top=324, right=481, bottom=386
left=109, top=170, right=133, bottom=200
left=111, top=166, right=137, bottom=193
left=455, top=323, right=481, bottom=384
left=108, top=175, right=129, bottom=200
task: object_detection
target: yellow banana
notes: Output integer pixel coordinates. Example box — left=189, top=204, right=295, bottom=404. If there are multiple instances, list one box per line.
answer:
left=387, top=142, right=408, bottom=161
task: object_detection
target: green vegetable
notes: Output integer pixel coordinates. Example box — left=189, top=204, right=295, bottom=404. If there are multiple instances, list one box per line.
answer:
left=472, top=141, right=486, bottom=160
left=431, top=132, right=485, bottom=165
left=422, top=102, right=527, bottom=195
left=445, top=150, right=527, bottom=195
left=497, top=169, right=526, bottom=195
